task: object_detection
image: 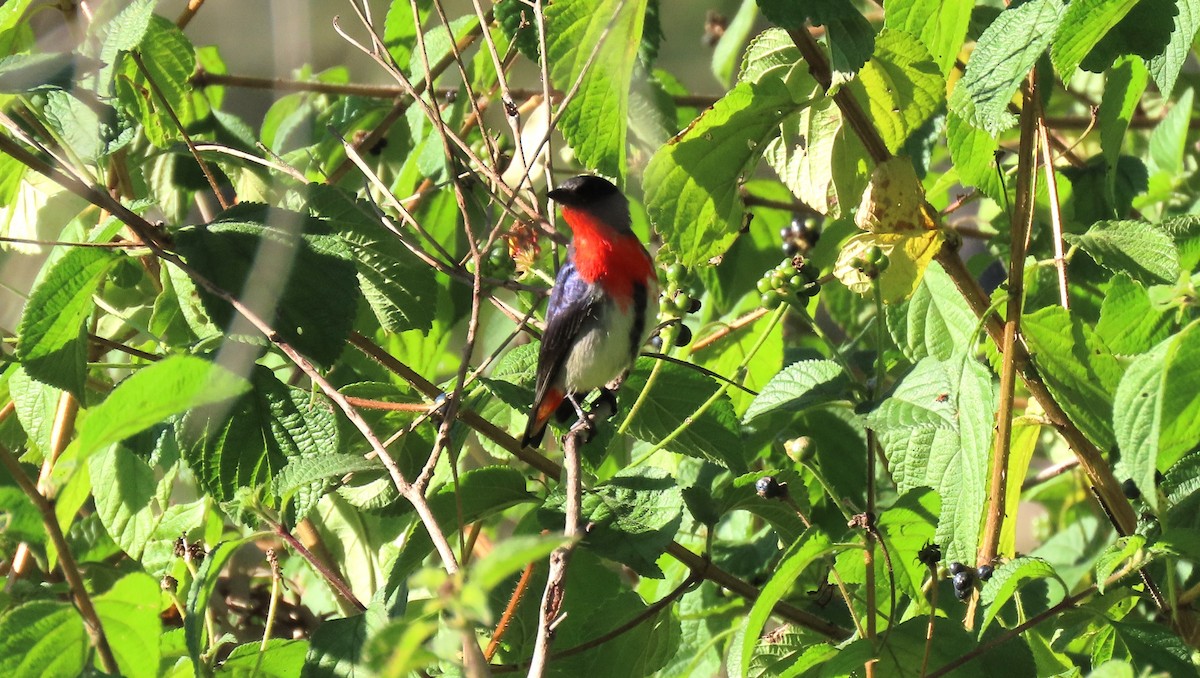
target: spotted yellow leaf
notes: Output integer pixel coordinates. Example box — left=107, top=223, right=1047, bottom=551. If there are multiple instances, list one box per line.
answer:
left=835, top=157, right=944, bottom=303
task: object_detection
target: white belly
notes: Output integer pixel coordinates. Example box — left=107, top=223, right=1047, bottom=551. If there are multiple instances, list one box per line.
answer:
left=561, top=299, right=636, bottom=392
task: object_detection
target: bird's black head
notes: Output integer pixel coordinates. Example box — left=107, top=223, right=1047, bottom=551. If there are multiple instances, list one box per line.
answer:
left=547, top=175, right=631, bottom=232
left=547, top=175, right=620, bottom=207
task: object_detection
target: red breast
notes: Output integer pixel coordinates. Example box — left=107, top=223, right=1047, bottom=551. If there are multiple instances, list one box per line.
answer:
left=562, top=205, right=654, bottom=309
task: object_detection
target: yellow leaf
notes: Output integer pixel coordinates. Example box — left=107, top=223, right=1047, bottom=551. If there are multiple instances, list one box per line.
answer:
left=836, top=156, right=944, bottom=303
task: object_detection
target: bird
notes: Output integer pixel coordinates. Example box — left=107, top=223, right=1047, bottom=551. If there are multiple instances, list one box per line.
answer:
left=521, top=175, right=658, bottom=448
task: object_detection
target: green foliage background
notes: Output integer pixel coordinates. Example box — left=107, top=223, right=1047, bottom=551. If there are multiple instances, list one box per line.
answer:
left=1, top=0, right=1200, bottom=676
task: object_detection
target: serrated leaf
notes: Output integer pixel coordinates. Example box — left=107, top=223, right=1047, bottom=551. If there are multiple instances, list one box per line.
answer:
left=94, top=572, right=162, bottom=678
left=886, top=262, right=976, bottom=361
left=645, top=77, right=813, bottom=268
left=303, top=184, right=436, bottom=333
left=382, top=0, right=431, bottom=70
left=738, top=529, right=838, bottom=678
left=848, top=29, right=945, bottom=155
left=1051, top=0, right=1140, bottom=83
left=545, top=0, right=647, bottom=179
left=114, top=16, right=196, bottom=147
left=883, top=0, right=972, bottom=76
left=187, top=538, right=254, bottom=668
left=622, top=358, right=746, bottom=472
left=742, top=360, right=848, bottom=423
left=756, top=0, right=875, bottom=77
left=765, top=96, right=841, bottom=215
left=1023, top=306, right=1124, bottom=450
left=980, top=556, right=1064, bottom=633
left=1110, top=622, right=1198, bottom=677
left=174, top=204, right=360, bottom=367
left=273, top=454, right=382, bottom=511
left=1095, top=535, right=1147, bottom=593
left=42, top=90, right=132, bottom=164
left=1150, top=88, right=1193, bottom=177
left=1147, top=0, right=1200, bottom=96
left=77, top=354, right=251, bottom=461
left=90, top=447, right=161, bottom=559
left=540, top=467, right=682, bottom=578
left=1065, top=219, right=1181, bottom=285
left=1114, top=323, right=1200, bottom=510
left=951, top=0, right=1063, bottom=136
left=219, top=639, right=309, bottom=677
left=16, top=247, right=119, bottom=397
left=0, top=601, right=87, bottom=676
left=867, top=354, right=994, bottom=565
left=8, top=365, right=61, bottom=456
left=177, top=366, right=338, bottom=503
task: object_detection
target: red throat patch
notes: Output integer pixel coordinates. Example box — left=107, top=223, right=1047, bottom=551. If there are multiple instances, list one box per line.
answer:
left=561, top=206, right=654, bottom=308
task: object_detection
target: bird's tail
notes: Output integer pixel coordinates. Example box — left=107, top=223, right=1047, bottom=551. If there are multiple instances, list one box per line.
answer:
left=522, top=387, right=565, bottom=448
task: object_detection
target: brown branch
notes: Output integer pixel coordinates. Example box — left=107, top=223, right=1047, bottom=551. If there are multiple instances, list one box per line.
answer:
left=0, top=441, right=119, bottom=673
left=272, top=520, right=366, bottom=613
left=979, top=73, right=1038, bottom=570
left=175, top=0, right=207, bottom=29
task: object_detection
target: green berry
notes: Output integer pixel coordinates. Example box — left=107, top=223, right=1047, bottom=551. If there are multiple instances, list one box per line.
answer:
left=756, top=277, right=773, bottom=294
left=865, top=246, right=885, bottom=265
left=673, top=292, right=693, bottom=314
left=781, top=263, right=797, bottom=278
left=760, top=290, right=782, bottom=309
left=876, top=255, right=891, bottom=272
left=667, top=263, right=687, bottom=283
left=789, top=275, right=803, bottom=288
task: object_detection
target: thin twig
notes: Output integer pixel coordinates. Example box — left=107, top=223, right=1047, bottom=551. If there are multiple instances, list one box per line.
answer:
left=272, top=521, right=366, bottom=612
left=1039, top=116, right=1071, bottom=309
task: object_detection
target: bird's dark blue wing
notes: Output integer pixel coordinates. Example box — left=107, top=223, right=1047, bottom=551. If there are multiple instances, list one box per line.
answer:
left=532, top=257, right=602, bottom=408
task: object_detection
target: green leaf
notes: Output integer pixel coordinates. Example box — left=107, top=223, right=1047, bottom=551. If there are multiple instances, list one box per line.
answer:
left=467, top=534, right=568, bottom=592
left=42, top=90, right=132, bottom=164
left=0, top=601, right=87, bottom=676
left=756, top=0, right=875, bottom=77
left=1114, top=323, right=1200, bottom=509
left=303, top=184, right=436, bottom=333
left=833, top=488, right=940, bottom=612
left=541, top=467, right=682, bottom=578
left=77, top=354, right=250, bottom=461
left=114, top=16, right=195, bottom=147
left=712, top=0, right=758, bottom=87
left=951, top=0, right=1063, bottom=136
left=886, top=262, right=977, bottom=362
left=0, top=52, right=100, bottom=92
left=1150, top=88, right=1194, bottom=176
left=174, top=204, right=360, bottom=367
left=825, top=617, right=1036, bottom=677
left=1096, top=274, right=1172, bottom=355
left=382, top=0, right=431, bottom=70
left=1110, top=622, right=1198, bottom=677
left=273, top=453, right=382, bottom=514
left=1094, top=535, right=1147, bottom=593
left=1099, top=57, right=1148, bottom=177
left=90, top=446, right=162, bottom=559
left=8, top=365, right=61, bottom=457
left=177, top=366, right=339, bottom=502
left=883, top=0, right=973, bottom=76
left=1065, top=220, right=1181, bottom=285
left=218, top=639, right=309, bottom=677
left=94, top=572, right=163, bottom=678
left=1023, top=306, right=1124, bottom=450
left=946, top=110, right=1004, bottom=201
left=742, top=360, right=848, bottom=423
left=866, top=354, right=994, bottom=565
left=765, top=97, right=841, bottom=215
left=848, top=28, right=945, bottom=154
left=545, top=0, right=648, bottom=179
left=16, top=247, right=119, bottom=397
left=1050, top=0, right=1140, bottom=83
left=645, top=76, right=813, bottom=268
left=738, top=529, right=838, bottom=678
left=186, top=538, right=254, bottom=666
left=979, top=556, right=1064, bottom=633
left=1147, top=0, right=1200, bottom=96
left=621, top=358, right=746, bottom=472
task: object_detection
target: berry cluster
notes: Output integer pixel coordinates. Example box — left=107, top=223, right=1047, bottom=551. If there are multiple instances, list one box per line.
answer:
left=948, top=561, right=995, bottom=601
left=756, top=257, right=820, bottom=309
left=655, top=263, right=702, bottom=348
left=848, top=245, right=891, bottom=280
left=781, top=215, right=821, bottom=257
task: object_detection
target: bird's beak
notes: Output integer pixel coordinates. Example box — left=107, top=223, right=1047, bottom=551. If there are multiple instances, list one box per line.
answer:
left=547, top=187, right=567, bottom=203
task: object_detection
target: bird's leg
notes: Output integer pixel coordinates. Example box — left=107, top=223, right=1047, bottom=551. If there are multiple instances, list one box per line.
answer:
left=565, top=394, right=598, bottom=443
